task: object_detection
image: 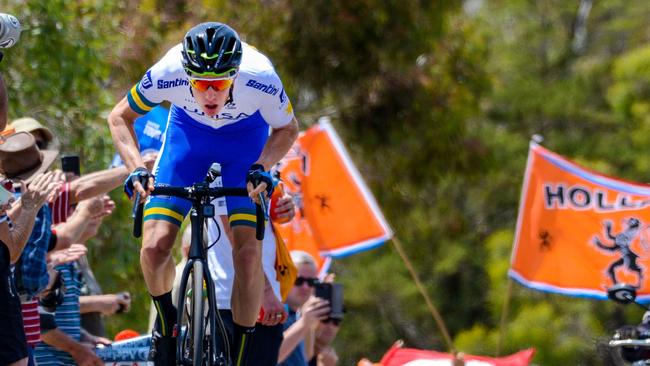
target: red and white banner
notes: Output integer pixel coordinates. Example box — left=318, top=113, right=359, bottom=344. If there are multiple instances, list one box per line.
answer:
left=368, top=342, right=535, bottom=366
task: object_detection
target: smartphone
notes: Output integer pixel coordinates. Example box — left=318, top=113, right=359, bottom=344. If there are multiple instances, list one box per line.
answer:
left=315, top=283, right=344, bottom=320
left=61, top=155, right=81, bottom=176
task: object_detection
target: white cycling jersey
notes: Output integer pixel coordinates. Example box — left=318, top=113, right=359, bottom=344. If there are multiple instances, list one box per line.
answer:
left=127, top=42, right=294, bottom=130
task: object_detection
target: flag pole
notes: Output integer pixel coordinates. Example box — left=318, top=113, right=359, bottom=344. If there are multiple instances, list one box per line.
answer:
left=496, top=136, right=539, bottom=356
left=391, top=236, right=455, bottom=352
left=496, top=278, right=514, bottom=356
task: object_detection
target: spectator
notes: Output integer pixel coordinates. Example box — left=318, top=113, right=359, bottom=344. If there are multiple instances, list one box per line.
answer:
left=278, top=251, right=330, bottom=366
left=78, top=195, right=129, bottom=337
left=0, top=132, right=63, bottom=363
left=0, top=130, right=131, bottom=364
left=0, top=172, right=59, bottom=366
left=35, top=196, right=116, bottom=366
left=309, top=316, right=341, bottom=366
left=9, top=117, right=57, bottom=149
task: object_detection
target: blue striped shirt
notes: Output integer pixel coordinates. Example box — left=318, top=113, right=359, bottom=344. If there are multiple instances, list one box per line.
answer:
left=16, top=204, right=52, bottom=297
left=34, top=263, right=82, bottom=365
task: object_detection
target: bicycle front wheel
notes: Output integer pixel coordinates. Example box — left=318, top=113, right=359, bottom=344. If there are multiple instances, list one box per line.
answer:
left=177, top=259, right=210, bottom=366
left=191, top=260, right=206, bottom=366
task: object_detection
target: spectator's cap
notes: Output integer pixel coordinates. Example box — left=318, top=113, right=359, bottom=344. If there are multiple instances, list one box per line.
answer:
left=0, top=131, right=58, bottom=183
left=10, top=117, right=54, bottom=146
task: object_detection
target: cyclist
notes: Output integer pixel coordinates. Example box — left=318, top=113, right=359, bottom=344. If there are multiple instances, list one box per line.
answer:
left=107, top=22, right=299, bottom=366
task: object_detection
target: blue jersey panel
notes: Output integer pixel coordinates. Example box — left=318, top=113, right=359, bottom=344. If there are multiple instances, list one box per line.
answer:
left=145, top=105, right=269, bottom=226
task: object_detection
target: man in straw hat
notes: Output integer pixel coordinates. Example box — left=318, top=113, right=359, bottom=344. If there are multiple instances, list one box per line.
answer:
left=9, top=117, right=56, bottom=150
left=0, top=131, right=134, bottom=365
left=0, top=132, right=62, bottom=365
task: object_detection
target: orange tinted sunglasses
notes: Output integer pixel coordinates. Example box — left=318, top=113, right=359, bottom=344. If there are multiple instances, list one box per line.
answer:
left=189, top=77, right=234, bottom=92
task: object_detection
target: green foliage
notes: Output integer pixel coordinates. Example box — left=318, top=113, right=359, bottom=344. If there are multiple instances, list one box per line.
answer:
left=6, top=0, right=650, bottom=364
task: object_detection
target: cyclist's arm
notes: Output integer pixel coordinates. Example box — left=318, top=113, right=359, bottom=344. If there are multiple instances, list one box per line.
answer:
left=108, top=97, right=145, bottom=172
left=254, top=117, right=299, bottom=171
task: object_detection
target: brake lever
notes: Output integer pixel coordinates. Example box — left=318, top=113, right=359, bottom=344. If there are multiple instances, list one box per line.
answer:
left=132, top=191, right=144, bottom=238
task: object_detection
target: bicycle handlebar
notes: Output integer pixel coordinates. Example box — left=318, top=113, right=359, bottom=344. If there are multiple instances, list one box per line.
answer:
left=132, top=184, right=265, bottom=240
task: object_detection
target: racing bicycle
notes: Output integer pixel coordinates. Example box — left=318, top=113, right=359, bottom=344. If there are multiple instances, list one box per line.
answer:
left=131, top=169, right=266, bottom=365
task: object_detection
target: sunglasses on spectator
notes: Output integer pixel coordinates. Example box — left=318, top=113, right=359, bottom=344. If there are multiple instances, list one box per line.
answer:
left=189, top=77, right=235, bottom=92
left=294, top=277, right=319, bottom=287
left=323, top=318, right=342, bottom=326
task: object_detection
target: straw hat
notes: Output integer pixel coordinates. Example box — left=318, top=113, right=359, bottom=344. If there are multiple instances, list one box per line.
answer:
left=0, top=132, right=59, bottom=183
left=10, top=117, right=55, bottom=145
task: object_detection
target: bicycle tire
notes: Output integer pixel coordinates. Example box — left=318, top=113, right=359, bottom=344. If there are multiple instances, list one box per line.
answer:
left=177, top=259, right=209, bottom=366
left=192, top=260, right=206, bottom=366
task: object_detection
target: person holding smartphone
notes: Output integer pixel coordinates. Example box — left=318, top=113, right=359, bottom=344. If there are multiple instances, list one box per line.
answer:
left=278, top=251, right=330, bottom=366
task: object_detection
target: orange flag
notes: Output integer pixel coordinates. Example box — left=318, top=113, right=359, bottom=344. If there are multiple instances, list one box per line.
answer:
left=511, top=142, right=650, bottom=300
left=275, top=119, right=392, bottom=272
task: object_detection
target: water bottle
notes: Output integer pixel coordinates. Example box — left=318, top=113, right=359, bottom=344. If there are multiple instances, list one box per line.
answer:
left=0, top=13, right=21, bottom=48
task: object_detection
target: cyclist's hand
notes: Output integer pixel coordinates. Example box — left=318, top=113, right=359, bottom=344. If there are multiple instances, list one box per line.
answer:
left=259, top=288, right=286, bottom=326
left=124, top=167, right=154, bottom=202
left=246, top=164, right=275, bottom=204
left=300, top=296, right=330, bottom=329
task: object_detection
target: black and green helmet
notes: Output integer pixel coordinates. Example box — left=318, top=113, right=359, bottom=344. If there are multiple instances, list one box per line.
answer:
left=181, top=22, right=242, bottom=78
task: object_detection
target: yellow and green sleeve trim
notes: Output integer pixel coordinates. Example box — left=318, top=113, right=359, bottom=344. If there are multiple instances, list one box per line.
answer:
left=228, top=207, right=265, bottom=228
left=144, top=201, right=187, bottom=227
left=127, top=82, right=159, bottom=115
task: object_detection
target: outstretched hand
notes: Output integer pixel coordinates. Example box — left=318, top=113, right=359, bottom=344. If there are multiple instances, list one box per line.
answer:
left=20, top=172, right=61, bottom=211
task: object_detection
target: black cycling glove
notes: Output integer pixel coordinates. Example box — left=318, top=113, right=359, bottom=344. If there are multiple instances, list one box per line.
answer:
left=246, top=164, right=275, bottom=198
left=124, top=167, right=153, bottom=199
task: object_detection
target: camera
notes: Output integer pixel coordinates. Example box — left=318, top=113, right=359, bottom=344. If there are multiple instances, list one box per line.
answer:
left=314, top=283, right=344, bottom=320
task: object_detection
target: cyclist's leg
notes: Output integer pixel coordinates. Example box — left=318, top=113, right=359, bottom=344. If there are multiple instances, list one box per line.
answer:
left=218, top=118, right=270, bottom=366
left=222, top=166, right=266, bottom=326
left=225, top=203, right=264, bottom=366
left=142, top=110, right=217, bottom=363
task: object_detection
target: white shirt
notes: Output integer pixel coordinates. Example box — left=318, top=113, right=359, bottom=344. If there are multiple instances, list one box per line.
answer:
left=206, top=178, right=280, bottom=309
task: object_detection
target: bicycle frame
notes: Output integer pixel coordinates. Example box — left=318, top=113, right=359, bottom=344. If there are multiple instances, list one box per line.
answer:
left=132, top=182, right=265, bottom=366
